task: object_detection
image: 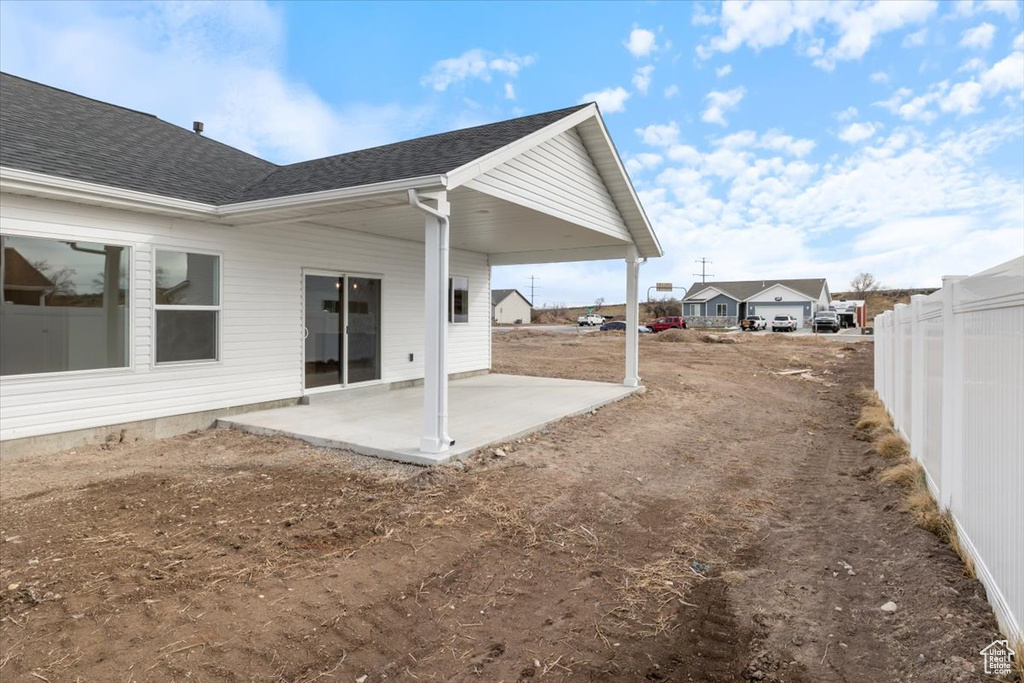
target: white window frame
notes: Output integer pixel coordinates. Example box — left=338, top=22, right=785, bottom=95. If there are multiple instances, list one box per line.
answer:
left=716, top=303, right=728, bottom=316
left=686, top=303, right=701, bottom=317
left=0, top=231, right=135, bottom=381
left=449, top=275, right=469, bottom=324
left=152, top=247, right=223, bottom=367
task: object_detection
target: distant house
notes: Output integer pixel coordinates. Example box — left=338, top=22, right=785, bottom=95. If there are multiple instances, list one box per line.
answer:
left=491, top=288, right=532, bottom=324
left=2, top=247, right=54, bottom=305
left=682, top=278, right=831, bottom=328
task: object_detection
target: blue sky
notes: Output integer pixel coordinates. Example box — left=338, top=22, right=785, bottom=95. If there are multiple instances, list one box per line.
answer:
left=2, top=0, right=1022, bottom=306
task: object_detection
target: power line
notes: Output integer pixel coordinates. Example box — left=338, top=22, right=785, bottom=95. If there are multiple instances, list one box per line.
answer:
left=693, top=257, right=714, bottom=284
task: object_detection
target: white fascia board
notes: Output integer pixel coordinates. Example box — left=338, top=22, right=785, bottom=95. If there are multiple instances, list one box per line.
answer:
left=744, top=283, right=816, bottom=303
left=489, top=245, right=628, bottom=266
left=0, top=166, right=215, bottom=218
left=217, top=174, right=447, bottom=220
left=444, top=106, right=598, bottom=190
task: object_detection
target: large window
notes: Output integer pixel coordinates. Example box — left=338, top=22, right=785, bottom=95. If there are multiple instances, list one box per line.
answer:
left=449, top=276, right=469, bottom=323
left=716, top=303, right=728, bottom=316
left=155, top=250, right=220, bottom=363
left=1, top=234, right=129, bottom=376
left=687, top=303, right=701, bottom=316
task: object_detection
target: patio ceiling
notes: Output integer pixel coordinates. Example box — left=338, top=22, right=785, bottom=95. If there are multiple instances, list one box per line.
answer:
left=223, top=186, right=632, bottom=265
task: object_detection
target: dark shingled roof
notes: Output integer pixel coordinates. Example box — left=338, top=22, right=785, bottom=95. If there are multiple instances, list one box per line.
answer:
left=684, top=278, right=828, bottom=302
left=0, top=73, right=274, bottom=205
left=231, top=105, right=589, bottom=203
left=491, top=288, right=532, bottom=307
left=0, top=72, right=589, bottom=206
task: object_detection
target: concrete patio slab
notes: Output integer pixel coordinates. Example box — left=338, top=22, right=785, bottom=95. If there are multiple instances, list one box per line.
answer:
left=217, top=374, right=638, bottom=465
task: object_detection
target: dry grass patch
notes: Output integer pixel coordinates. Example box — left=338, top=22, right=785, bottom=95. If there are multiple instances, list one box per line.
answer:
left=878, top=460, right=924, bottom=490
left=856, top=404, right=893, bottom=436
left=875, top=433, right=909, bottom=461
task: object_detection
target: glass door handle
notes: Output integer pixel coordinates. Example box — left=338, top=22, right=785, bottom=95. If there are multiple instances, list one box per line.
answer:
left=302, top=326, right=309, bottom=340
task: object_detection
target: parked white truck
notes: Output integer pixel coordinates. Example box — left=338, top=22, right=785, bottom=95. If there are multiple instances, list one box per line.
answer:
left=578, top=313, right=605, bottom=326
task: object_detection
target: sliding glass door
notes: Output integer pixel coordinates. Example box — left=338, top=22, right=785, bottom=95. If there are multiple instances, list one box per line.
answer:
left=303, top=273, right=380, bottom=390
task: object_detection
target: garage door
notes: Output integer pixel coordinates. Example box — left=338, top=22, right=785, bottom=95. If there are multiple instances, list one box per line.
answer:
left=767, top=306, right=805, bottom=328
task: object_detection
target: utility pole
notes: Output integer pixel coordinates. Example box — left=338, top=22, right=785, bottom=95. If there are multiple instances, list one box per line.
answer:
left=693, top=257, right=714, bottom=284
left=527, top=275, right=540, bottom=306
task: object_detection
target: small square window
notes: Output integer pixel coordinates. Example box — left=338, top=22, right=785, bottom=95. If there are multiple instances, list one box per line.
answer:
left=449, top=276, right=469, bottom=323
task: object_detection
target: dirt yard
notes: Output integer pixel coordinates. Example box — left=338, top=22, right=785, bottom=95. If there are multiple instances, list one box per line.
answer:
left=0, top=331, right=1013, bottom=682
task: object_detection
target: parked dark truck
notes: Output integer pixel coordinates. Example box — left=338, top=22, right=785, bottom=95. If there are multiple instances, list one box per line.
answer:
left=812, top=310, right=841, bottom=333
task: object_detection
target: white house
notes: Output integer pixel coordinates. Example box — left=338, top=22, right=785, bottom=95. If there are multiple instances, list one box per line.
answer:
left=0, top=73, right=662, bottom=459
left=682, top=278, right=831, bottom=328
left=491, top=288, right=532, bottom=324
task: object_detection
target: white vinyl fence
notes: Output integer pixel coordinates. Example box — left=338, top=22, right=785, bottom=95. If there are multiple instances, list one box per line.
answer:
left=874, top=256, right=1024, bottom=641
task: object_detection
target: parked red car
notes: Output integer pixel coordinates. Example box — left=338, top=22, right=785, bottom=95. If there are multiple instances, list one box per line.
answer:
left=646, top=316, right=687, bottom=332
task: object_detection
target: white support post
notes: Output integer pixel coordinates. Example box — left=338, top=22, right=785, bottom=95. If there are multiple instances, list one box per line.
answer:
left=909, top=295, right=927, bottom=462
left=892, top=303, right=908, bottom=434
left=939, top=276, right=965, bottom=509
left=624, top=245, right=640, bottom=387
left=412, top=191, right=452, bottom=455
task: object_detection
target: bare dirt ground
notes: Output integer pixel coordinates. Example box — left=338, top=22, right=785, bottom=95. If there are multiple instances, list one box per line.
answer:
left=0, top=331, right=1014, bottom=682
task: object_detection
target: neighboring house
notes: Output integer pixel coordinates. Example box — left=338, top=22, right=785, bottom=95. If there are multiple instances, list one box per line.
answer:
left=0, top=72, right=661, bottom=456
left=682, top=278, right=831, bottom=328
left=491, top=288, right=532, bottom=324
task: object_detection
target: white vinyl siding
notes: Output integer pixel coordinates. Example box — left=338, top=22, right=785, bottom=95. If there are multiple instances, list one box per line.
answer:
left=0, top=194, right=491, bottom=440
left=464, top=128, right=630, bottom=242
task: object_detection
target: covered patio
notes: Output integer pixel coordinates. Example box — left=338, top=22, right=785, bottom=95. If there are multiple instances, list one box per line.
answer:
left=213, top=103, right=662, bottom=463
left=218, top=373, right=638, bottom=465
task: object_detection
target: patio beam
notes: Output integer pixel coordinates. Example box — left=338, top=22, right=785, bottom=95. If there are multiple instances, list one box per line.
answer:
left=624, top=244, right=641, bottom=387
left=409, top=190, right=453, bottom=454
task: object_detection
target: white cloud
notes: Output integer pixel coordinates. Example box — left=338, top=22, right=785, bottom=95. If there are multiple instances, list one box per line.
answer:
left=636, top=121, right=680, bottom=147
left=980, top=50, right=1024, bottom=92
left=960, top=22, right=997, bottom=50
left=422, top=49, right=535, bottom=91
left=941, top=80, right=985, bottom=115
left=580, top=86, right=630, bottom=113
left=504, top=83, right=516, bottom=100
left=758, top=129, right=817, bottom=157
left=663, top=84, right=680, bottom=99
left=632, top=65, right=654, bottom=95
left=716, top=64, right=733, bottom=78
left=698, top=0, right=938, bottom=71
left=625, top=152, right=665, bottom=174
left=838, top=121, right=879, bottom=143
left=702, top=86, right=746, bottom=126
left=903, top=28, right=928, bottom=47
left=625, top=27, right=657, bottom=57
left=870, top=71, right=891, bottom=84
left=0, top=1, right=433, bottom=163
left=954, top=0, right=1020, bottom=20
left=836, top=106, right=859, bottom=121
left=1014, top=31, right=1024, bottom=51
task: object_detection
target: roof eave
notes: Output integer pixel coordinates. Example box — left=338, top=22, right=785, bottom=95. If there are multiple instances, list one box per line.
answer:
left=0, top=166, right=216, bottom=219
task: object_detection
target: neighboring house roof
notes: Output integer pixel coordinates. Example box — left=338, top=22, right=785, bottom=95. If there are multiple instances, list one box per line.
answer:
left=3, top=247, right=54, bottom=290
left=0, top=72, right=587, bottom=205
left=684, top=278, right=829, bottom=302
left=491, top=288, right=532, bottom=307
